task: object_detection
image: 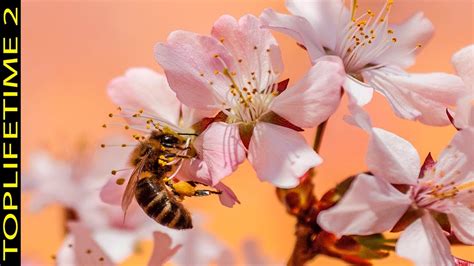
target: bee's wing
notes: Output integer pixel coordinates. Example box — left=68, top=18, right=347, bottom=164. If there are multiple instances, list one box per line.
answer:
left=121, top=153, right=149, bottom=214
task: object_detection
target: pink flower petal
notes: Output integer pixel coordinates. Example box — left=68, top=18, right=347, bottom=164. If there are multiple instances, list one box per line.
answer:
left=271, top=56, right=345, bottom=128
left=193, top=122, right=246, bottom=185
left=343, top=76, right=374, bottom=106
left=367, top=127, right=421, bottom=185
left=248, top=122, right=321, bottom=188
left=364, top=69, right=467, bottom=126
left=154, top=30, right=236, bottom=111
left=453, top=96, right=474, bottom=130
left=375, top=12, right=434, bottom=68
left=211, top=14, right=283, bottom=82
left=179, top=159, right=240, bottom=208
left=214, top=182, right=240, bottom=208
left=285, top=0, right=349, bottom=51
left=396, top=215, right=455, bottom=266
left=100, top=171, right=131, bottom=206
left=107, top=68, right=181, bottom=126
left=452, top=44, right=474, bottom=89
left=180, top=105, right=217, bottom=130
left=317, top=174, right=411, bottom=236
left=260, top=8, right=325, bottom=61
left=447, top=205, right=474, bottom=245
left=68, top=222, right=114, bottom=266
left=147, top=231, right=181, bottom=266
left=347, top=104, right=420, bottom=185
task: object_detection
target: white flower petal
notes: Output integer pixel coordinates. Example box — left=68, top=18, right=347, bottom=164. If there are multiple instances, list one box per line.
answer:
left=448, top=205, right=474, bottom=245
left=396, top=215, right=455, bottom=266
left=346, top=104, right=420, bottom=185
left=452, top=44, right=474, bottom=89
left=343, top=76, right=374, bottom=106
left=365, top=68, right=467, bottom=126
left=285, top=0, right=349, bottom=50
left=318, top=174, right=411, bottom=236
left=260, top=8, right=325, bottom=61
left=375, top=12, right=434, bottom=68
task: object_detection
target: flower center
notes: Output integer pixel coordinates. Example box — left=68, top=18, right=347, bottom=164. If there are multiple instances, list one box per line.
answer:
left=412, top=171, right=474, bottom=212
left=220, top=68, right=278, bottom=124
left=333, top=0, right=421, bottom=74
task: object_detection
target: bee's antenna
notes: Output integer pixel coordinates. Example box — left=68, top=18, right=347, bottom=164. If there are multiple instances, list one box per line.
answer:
left=177, top=132, right=198, bottom=136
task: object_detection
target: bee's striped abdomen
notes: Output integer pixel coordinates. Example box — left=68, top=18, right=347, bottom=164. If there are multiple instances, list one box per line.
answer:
left=135, top=177, right=193, bottom=230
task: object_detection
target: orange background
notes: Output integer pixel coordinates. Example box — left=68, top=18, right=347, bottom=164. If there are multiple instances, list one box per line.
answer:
left=22, top=0, right=473, bottom=265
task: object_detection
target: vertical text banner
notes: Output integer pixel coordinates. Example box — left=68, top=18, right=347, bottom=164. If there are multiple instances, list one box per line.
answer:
left=1, top=0, right=20, bottom=264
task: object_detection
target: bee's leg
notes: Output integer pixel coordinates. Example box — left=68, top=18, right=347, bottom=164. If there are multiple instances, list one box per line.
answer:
left=176, top=155, right=193, bottom=159
left=194, top=189, right=222, bottom=197
left=170, top=181, right=196, bottom=198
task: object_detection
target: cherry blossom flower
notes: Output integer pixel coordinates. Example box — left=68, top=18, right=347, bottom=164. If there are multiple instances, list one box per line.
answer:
left=100, top=68, right=240, bottom=207
left=155, top=14, right=346, bottom=188
left=260, top=0, right=468, bottom=125
left=317, top=105, right=474, bottom=265
left=451, top=45, right=474, bottom=130
left=25, top=145, right=158, bottom=264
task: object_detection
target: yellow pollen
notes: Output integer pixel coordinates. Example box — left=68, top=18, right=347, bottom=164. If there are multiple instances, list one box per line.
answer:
left=387, top=29, right=394, bottom=34
left=392, top=37, right=397, bottom=43
left=213, top=54, right=219, bottom=58
left=108, top=113, right=113, bottom=117
left=214, top=70, right=219, bottom=75
left=219, top=37, right=224, bottom=43
left=115, top=178, right=125, bottom=185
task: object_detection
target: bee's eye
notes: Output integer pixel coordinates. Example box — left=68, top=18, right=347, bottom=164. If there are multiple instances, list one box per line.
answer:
left=162, top=134, right=179, bottom=144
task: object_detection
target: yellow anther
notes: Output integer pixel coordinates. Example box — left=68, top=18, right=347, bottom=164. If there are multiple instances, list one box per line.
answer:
left=387, top=29, right=394, bottom=34
left=108, top=113, right=113, bottom=117
left=391, top=37, right=397, bottom=42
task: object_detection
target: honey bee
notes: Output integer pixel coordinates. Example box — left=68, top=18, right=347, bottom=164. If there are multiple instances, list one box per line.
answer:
left=122, top=129, right=220, bottom=230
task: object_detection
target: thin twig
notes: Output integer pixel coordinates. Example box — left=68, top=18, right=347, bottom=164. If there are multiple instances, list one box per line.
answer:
left=313, top=120, right=328, bottom=153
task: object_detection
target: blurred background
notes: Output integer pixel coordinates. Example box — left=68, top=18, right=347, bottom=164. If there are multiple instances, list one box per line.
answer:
left=23, top=0, right=473, bottom=265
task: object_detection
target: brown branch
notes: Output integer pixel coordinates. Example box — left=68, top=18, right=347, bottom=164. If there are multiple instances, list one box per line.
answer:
left=276, top=121, right=328, bottom=265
